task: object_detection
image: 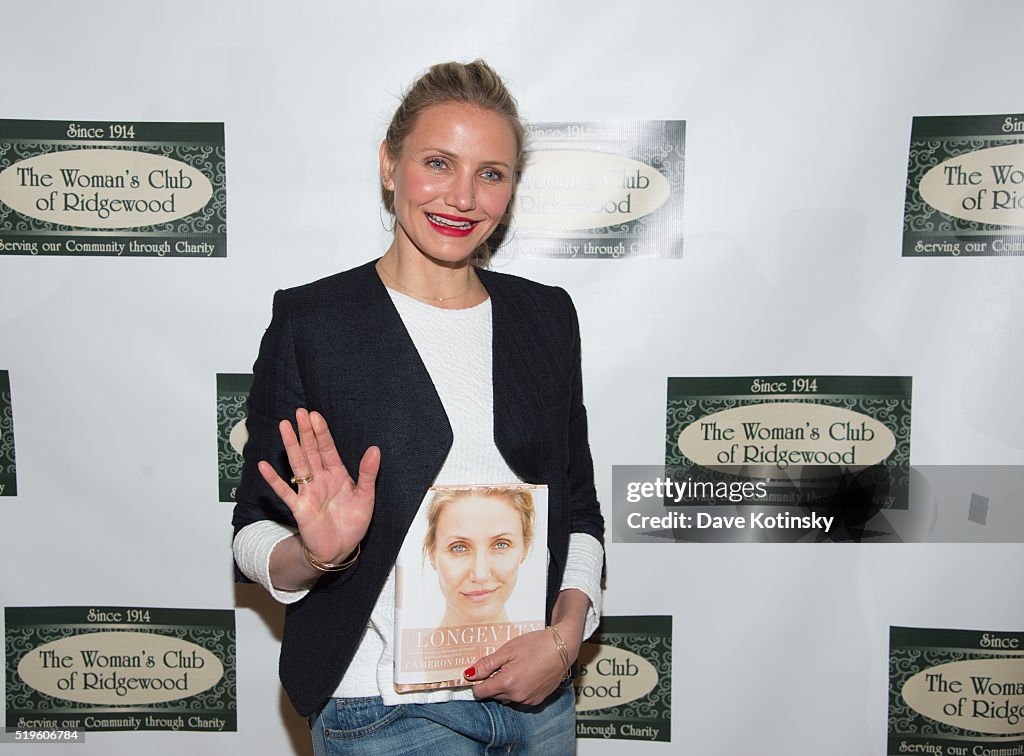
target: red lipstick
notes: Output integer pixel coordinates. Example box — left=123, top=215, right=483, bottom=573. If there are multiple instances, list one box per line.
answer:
left=425, top=212, right=478, bottom=237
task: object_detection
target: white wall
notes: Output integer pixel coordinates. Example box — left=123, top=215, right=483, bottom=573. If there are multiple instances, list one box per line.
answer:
left=2, top=1, right=1022, bottom=753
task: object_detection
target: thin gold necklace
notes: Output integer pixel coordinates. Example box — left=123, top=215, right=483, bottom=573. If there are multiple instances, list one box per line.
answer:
left=376, top=261, right=476, bottom=303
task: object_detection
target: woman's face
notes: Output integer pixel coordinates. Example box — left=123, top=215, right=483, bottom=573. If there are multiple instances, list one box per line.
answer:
left=380, top=101, right=517, bottom=266
left=431, top=494, right=527, bottom=625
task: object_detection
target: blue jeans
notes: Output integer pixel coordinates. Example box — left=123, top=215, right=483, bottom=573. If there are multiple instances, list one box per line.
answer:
left=309, top=682, right=576, bottom=755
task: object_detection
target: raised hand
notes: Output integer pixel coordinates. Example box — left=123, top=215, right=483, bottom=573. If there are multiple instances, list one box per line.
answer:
left=258, top=408, right=380, bottom=571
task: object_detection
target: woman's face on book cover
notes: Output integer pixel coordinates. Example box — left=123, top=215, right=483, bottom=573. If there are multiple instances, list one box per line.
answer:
left=431, top=494, right=527, bottom=626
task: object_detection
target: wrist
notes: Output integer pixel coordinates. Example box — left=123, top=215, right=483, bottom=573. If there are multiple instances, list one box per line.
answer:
left=546, top=625, right=572, bottom=673
left=551, top=620, right=583, bottom=660
left=551, top=589, right=589, bottom=638
left=301, top=541, right=360, bottom=572
left=269, top=534, right=320, bottom=591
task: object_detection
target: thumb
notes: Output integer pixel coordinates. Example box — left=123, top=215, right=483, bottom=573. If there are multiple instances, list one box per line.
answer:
left=356, top=445, right=381, bottom=493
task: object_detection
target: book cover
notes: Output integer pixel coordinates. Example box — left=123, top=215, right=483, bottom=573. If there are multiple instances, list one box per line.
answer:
left=394, top=484, right=548, bottom=692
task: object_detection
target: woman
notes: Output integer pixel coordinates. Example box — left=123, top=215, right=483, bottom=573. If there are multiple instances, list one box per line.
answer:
left=232, top=60, right=604, bottom=754
left=423, top=487, right=536, bottom=628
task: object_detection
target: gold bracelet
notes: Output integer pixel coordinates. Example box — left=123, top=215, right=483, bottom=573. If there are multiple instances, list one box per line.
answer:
left=547, top=625, right=571, bottom=672
left=302, top=543, right=360, bottom=572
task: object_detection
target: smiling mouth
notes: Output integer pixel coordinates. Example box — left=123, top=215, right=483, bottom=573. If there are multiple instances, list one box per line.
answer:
left=426, top=213, right=477, bottom=231
left=462, top=589, right=498, bottom=603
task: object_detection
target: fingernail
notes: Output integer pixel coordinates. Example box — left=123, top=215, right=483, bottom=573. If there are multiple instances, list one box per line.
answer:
left=464, top=667, right=475, bottom=679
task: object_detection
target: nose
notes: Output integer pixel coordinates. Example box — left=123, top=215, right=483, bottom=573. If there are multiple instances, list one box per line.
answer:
left=470, top=551, right=492, bottom=582
left=446, top=170, right=476, bottom=212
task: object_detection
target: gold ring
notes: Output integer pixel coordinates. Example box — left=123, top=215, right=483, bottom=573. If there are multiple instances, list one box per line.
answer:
left=290, top=474, right=313, bottom=485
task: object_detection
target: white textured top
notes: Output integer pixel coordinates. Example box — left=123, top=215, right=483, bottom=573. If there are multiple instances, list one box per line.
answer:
left=233, top=288, right=603, bottom=705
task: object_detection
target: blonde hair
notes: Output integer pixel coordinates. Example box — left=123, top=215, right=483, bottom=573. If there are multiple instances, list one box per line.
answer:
left=422, top=487, right=535, bottom=564
left=381, top=60, right=526, bottom=264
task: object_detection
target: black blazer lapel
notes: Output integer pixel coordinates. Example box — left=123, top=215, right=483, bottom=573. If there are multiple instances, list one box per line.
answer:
left=312, top=262, right=453, bottom=585
left=360, top=262, right=453, bottom=541
left=481, top=270, right=554, bottom=485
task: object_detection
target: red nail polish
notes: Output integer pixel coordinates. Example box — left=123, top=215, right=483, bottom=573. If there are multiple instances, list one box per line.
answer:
left=464, top=666, right=476, bottom=678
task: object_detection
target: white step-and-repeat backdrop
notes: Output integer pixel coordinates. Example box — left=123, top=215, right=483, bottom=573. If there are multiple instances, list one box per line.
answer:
left=2, top=2, right=1023, bottom=754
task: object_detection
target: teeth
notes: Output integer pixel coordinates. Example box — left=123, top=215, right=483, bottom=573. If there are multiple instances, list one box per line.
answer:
left=428, top=213, right=473, bottom=229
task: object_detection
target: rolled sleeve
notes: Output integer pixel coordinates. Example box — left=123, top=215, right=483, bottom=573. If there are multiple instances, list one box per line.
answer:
left=233, top=521, right=310, bottom=605
left=559, top=532, right=604, bottom=639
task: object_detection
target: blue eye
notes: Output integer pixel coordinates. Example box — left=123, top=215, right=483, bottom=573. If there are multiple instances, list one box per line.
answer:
left=449, top=542, right=467, bottom=554
left=426, top=157, right=449, bottom=170
left=481, top=169, right=504, bottom=182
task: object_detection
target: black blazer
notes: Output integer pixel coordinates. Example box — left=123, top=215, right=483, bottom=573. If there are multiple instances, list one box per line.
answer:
left=232, top=260, right=604, bottom=717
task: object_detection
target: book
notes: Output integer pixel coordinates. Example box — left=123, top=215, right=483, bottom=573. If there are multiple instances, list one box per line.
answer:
left=393, top=484, right=548, bottom=692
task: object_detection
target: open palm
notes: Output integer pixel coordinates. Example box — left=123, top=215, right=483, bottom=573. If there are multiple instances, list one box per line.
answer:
left=257, top=408, right=379, bottom=565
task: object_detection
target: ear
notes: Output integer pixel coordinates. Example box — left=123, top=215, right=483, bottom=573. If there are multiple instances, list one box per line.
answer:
left=379, top=141, right=395, bottom=191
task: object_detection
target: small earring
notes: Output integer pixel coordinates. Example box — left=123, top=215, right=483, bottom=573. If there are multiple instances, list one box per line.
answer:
left=494, top=212, right=517, bottom=250
left=379, top=204, right=395, bottom=233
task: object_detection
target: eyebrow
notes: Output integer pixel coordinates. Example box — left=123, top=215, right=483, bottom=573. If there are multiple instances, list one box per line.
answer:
left=421, top=147, right=513, bottom=170
left=445, top=532, right=518, bottom=541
